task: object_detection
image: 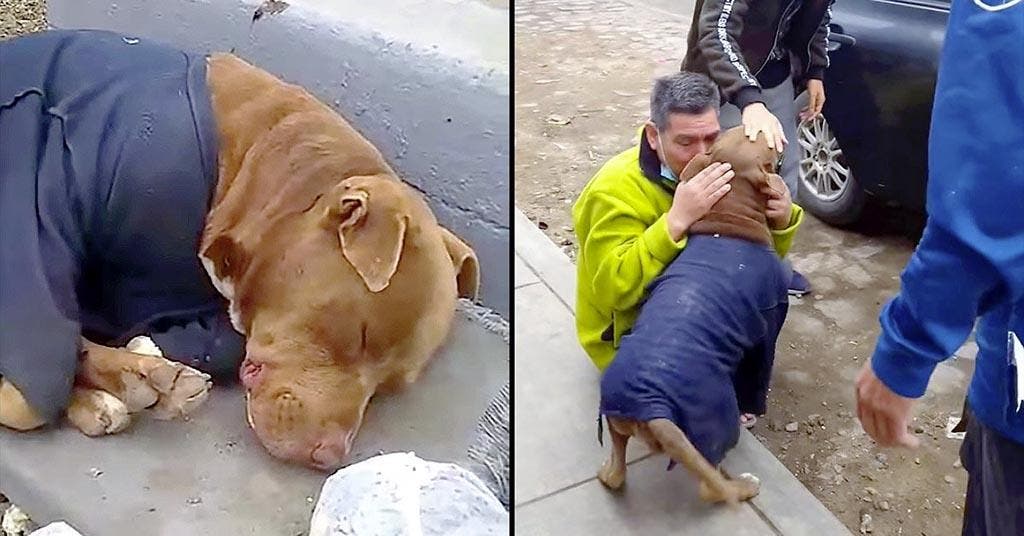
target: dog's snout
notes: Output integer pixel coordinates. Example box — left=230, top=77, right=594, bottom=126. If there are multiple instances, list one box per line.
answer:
left=310, top=431, right=353, bottom=470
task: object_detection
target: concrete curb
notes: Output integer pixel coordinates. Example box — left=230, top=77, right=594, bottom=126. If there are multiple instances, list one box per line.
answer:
left=48, top=0, right=510, bottom=316
left=513, top=208, right=576, bottom=312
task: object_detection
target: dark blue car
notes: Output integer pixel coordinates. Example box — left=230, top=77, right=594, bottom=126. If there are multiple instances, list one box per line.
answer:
left=795, top=0, right=950, bottom=226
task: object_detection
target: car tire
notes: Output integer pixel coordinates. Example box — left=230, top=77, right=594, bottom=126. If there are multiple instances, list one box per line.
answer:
left=796, top=114, right=866, bottom=226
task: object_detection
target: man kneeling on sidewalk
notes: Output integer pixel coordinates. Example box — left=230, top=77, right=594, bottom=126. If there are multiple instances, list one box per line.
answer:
left=572, top=72, right=804, bottom=429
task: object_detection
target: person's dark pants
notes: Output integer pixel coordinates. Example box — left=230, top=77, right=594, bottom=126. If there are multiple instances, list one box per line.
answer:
left=959, top=404, right=1024, bottom=536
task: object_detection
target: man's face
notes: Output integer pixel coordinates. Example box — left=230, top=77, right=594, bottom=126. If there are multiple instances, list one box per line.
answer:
left=645, top=108, right=721, bottom=178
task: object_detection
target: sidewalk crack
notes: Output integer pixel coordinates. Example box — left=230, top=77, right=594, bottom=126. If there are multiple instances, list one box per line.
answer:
left=515, top=453, right=654, bottom=509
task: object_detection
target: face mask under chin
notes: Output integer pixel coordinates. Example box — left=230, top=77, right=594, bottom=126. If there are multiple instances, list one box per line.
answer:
left=660, top=162, right=679, bottom=184
left=657, top=134, right=680, bottom=189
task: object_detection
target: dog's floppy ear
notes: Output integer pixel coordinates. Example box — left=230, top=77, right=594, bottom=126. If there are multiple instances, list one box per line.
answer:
left=439, top=226, right=480, bottom=300
left=322, top=179, right=408, bottom=293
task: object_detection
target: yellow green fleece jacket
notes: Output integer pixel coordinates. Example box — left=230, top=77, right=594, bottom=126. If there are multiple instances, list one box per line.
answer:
left=572, top=141, right=804, bottom=371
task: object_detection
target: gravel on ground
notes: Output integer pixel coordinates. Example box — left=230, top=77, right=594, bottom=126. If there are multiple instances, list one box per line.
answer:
left=0, top=0, right=46, bottom=41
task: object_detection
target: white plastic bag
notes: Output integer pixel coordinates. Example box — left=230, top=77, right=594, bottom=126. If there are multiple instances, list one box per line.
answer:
left=308, top=452, right=508, bottom=536
left=28, top=523, right=84, bottom=536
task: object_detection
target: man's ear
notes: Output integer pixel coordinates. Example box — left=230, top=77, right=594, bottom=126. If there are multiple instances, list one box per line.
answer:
left=644, top=121, right=660, bottom=152
left=321, top=182, right=408, bottom=293
left=679, top=152, right=714, bottom=182
left=438, top=227, right=480, bottom=300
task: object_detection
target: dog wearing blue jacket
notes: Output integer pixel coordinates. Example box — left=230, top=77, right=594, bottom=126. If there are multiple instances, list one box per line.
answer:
left=597, top=127, right=791, bottom=504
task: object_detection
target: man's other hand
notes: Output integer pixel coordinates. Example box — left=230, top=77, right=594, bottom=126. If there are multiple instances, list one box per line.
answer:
left=741, top=102, right=787, bottom=153
left=762, top=173, right=793, bottom=229
left=855, top=362, right=921, bottom=448
left=666, top=162, right=733, bottom=241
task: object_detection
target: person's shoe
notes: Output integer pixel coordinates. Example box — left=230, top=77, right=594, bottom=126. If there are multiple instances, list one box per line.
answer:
left=788, top=270, right=812, bottom=297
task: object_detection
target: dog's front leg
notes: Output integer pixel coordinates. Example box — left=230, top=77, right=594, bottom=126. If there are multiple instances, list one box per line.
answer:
left=65, top=386, right=131, bottom=436
left=597, top=417, right=630, bottom=490
left=0, top=378, right=130, bottom=436
left=645, top=418, right=759, bottom=504
left=77, top=337, right=212, bottom=419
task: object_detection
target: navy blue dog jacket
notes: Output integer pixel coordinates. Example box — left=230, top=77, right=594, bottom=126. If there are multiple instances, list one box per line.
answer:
left=0, top=30, right=244, bottom=422
left=600, top=235, right=790, bottom=466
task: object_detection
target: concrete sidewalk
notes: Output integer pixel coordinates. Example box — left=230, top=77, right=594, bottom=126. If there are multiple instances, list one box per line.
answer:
left=0, top=309, right=508, bottom=536
left=513, top=207, right=852, bottom=536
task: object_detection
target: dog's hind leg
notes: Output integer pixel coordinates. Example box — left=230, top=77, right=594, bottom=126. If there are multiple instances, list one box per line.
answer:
left=646, top=418, right=759, bottom=504
left=597, top=416, right=630, bottom=490
left=0, top=377, right=47, bottom=431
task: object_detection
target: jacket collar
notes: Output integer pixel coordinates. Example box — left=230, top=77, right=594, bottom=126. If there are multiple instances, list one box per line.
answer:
left=637, top=127, right=678, bottom=195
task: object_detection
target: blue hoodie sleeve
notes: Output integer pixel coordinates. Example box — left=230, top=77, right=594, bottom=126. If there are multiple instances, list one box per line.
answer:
left=870, top=0, right=1024, bottom=399
left=871, top=226, right=1000, bottom=398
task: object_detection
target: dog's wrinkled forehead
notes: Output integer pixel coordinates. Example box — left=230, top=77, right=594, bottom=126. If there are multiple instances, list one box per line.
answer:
left=711, top=127, right=780, bottom=174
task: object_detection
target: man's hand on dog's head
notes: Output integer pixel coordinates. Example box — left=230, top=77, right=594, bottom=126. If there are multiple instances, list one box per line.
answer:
left=761, top=174, right=793, bottom=230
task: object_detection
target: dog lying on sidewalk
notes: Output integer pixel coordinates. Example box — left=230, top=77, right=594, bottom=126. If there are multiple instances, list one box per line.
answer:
left=0, top=30, right=478, bottom=471
left=597, top=126, right=792, bottom=504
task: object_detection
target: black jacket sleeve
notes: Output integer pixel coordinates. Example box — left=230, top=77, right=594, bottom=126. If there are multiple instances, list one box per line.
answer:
left=804, top=0, right=834, bottom=81
left=694, top=0, right=764, bottom=110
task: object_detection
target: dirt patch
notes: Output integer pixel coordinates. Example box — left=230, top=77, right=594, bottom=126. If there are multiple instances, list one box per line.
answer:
left=515, top=0, right=970, bottom=534
left=0, top=0, right=46, bottom=41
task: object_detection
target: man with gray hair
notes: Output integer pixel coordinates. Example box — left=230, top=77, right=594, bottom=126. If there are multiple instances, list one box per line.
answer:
left=572, top=71, right=803, bottom=428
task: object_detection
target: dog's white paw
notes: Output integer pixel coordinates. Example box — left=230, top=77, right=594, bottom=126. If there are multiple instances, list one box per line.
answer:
left=146, top=362, right=212, bottom=420
left=734, top=472, right=762, bottom=501
left=738, top=472, right=760, bottom=486
left=66, top=389, right=132, bottom=436
left=126, top=335, right=163, bottom=357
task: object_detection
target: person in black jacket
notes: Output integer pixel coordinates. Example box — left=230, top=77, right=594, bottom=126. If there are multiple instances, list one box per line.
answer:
left=682, top=0, right=834, bottom=296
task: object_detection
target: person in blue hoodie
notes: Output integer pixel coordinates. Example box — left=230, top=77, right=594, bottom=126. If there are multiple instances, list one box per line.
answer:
left=854, top=1, right=1023, bottom=534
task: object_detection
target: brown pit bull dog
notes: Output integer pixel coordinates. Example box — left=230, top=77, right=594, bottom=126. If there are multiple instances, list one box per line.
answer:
left=596, top=126, right=793, bottom=504
left=0, top=30, right=478, bottom=471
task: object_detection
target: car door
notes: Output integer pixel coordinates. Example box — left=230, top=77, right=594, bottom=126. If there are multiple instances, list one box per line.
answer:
left=822, top=0, right=949, bottom=211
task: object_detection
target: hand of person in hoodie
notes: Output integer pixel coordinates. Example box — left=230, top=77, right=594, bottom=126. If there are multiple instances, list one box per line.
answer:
left=855, top=361, right=920, bottom=448
left=741, top=102, right=787, bottom=153
left=800, top=79, right=826, bottom=122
